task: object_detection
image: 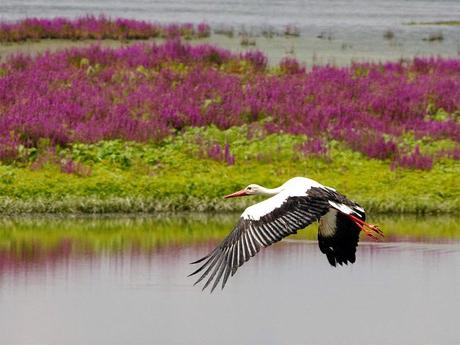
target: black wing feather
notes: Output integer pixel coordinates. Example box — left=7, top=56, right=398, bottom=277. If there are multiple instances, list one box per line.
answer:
left=189, top=192, right=331, bottom=291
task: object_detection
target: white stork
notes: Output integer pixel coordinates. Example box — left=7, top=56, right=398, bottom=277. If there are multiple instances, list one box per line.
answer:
left=189, top=177, right=383, bottom=292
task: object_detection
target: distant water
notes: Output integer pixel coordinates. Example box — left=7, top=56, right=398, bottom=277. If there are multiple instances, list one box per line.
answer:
left=1, top=0, right=460, bottom=65
left=1, top=0, right=460, bottom=31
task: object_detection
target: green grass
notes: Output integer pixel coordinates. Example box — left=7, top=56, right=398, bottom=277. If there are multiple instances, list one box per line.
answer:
left=406, top=20, right=460, bottom=26
left=0, top=125, right=459, bottom=214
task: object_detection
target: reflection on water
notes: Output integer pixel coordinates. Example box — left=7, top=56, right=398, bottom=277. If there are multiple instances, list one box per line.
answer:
left=0, top=214, right=459, bottom=344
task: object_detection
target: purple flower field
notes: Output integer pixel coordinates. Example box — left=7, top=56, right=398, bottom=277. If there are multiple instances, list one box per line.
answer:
left=0, top=39, right=459, bottom=169
left=0, top=16, right=210, bottom=42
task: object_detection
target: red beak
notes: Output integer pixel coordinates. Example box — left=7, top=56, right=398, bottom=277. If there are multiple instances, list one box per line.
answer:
left=224, top=189, right=249, bottom=199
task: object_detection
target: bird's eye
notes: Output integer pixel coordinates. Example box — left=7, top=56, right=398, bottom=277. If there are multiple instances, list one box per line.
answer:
left=247, top=187, right=252, bottom=190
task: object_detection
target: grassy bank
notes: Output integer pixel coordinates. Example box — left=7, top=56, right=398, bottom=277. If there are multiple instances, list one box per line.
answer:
left=0, top=41, right=459, bottom=214
left=0, top=126, right=458, bottom=214
left=407, top=20, right=460, bottom=26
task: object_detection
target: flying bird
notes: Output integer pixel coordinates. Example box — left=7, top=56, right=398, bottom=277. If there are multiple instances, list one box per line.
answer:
left=189, top=177, right=383, bottom=292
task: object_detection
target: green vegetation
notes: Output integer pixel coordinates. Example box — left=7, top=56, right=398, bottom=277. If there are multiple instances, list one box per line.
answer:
left=0, top=126, right=458, bottom=214
left=407, top=20, right=460, bottom=26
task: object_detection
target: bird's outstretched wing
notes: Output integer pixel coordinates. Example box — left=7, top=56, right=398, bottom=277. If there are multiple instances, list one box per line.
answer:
left=189, top=189, right=332, bottom=292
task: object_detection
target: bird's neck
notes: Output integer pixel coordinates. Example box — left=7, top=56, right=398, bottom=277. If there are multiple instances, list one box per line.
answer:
left=259, top=186, right=283, bottom=196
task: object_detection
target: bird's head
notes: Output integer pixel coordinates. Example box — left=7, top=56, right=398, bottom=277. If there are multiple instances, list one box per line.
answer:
left=224, top=184, right=263, bottom=198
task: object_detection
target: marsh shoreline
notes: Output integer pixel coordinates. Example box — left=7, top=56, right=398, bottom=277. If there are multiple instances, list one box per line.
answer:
left=1, top=27, right=459, bottom=66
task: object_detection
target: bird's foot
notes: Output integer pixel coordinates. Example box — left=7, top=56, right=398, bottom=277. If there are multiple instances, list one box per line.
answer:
left=348, top=214, right=384, bottom=240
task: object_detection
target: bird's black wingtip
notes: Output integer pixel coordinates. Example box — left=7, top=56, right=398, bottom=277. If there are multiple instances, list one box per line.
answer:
left=189, top=255, right=209, bottom=265
left=188, top=262, right=208, bottom=278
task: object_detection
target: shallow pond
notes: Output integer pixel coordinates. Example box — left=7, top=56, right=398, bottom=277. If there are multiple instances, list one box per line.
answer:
left=0, top=214, right=459, bottom=344
left=2, top=0, right=460, bottom=65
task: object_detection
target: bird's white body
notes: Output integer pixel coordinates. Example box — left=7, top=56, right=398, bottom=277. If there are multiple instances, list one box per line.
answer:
left=242, top=177, right=336, bottom=220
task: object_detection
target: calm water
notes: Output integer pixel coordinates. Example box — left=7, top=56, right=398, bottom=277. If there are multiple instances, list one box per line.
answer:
left=1, top=0, right=460, bottom=64
left=0, top=214, right=459, bottom=345
left=2, top=0, right=460, bottom=29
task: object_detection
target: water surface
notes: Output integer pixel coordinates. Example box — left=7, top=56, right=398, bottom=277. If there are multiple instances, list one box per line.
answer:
left=0, top=214, right=459, bottom=344
left=1, top=0, right=460, bottom=65
left=2, top=0, right=460, bottom=29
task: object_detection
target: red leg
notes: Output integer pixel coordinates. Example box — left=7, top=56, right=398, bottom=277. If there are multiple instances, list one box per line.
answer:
left=348, top=214, right=384, bottom=240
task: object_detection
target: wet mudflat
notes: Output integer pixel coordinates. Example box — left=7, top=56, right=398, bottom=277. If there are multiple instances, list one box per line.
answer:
left=0, top=214, right=459, bottom=344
